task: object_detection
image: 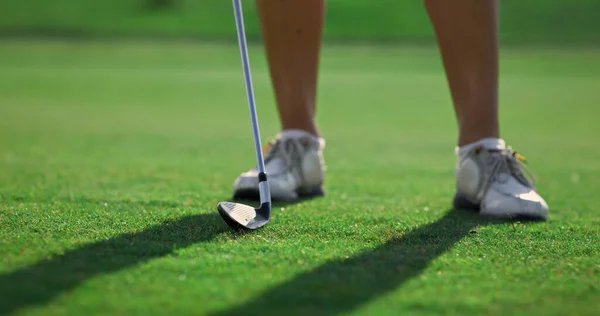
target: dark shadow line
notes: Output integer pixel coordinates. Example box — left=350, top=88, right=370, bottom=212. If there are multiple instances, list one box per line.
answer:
left=210, top=209, right=517, bottom=316
left=0, top=212, right=226, bottom=315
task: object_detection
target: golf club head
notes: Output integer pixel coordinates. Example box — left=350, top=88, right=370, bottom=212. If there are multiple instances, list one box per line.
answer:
left=217, top=201, right=271, bottom=230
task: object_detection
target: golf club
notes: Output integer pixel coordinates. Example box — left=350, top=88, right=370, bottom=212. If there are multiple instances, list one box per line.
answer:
left=216, top=0, right=271, bottom=230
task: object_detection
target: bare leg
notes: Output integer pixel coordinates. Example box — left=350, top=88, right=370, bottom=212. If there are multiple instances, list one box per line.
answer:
left=424, top=0, right=499, bottom=146
left=256, top=0, right=324, bottom=136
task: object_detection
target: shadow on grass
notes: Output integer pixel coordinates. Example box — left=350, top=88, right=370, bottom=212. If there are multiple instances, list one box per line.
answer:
left=0, top=212, right=226, bottom=315
left=211, top=208, right=538, bottom=316
left=6, top=194, right=187, bottom=209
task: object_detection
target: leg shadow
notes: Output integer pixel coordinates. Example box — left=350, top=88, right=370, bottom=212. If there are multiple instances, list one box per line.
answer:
left=211, top=209, right=525, bottom=316
left=0, top=212, right=225, bottom=315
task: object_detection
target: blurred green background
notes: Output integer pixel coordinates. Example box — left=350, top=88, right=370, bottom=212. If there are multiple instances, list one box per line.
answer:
left=1, top=0, right=599, bottom=44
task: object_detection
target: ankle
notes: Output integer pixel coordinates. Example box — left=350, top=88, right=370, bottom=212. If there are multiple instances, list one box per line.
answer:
left=457, top=122, right=499, bottom=147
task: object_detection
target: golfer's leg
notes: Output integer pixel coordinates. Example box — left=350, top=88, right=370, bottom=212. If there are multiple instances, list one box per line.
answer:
left=257, top=0, right=324, bottom=137
left=233, top=0, right=326, bottom=201
left=424, top=0, right=499, bottom=146
left=424, top=0, right=549, bottom=219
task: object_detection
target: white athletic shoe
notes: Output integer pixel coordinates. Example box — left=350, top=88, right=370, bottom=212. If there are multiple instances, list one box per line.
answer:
left=233, top=130, right=326, bottom=202
left=453, top=145, right=549, bottom=220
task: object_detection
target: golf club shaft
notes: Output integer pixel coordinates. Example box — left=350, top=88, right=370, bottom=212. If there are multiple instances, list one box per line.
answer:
left=232, top=0, right=270, bottom=204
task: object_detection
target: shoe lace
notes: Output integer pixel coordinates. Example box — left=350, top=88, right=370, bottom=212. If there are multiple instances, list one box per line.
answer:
left=475, top=146, right=536, bottom=197
left=505, top=147, right=536, bottom=187
left=262, top=137, right=306, bottom=172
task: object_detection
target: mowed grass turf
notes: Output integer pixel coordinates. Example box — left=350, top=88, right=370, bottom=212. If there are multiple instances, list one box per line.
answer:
left=0, top=39, right=599, bottom=315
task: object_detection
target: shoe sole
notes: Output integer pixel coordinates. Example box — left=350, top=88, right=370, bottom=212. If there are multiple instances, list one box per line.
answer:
left=452, top=193, right=480, bottom=211
left=453, top=193, right=546, bottom=221
left=233, top=186, right=325, bottom=203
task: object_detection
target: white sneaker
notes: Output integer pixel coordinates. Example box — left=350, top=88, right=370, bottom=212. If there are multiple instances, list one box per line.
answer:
left=233, top=130, right=326, bottom=202
left=453, top=144, right=549, bottom=220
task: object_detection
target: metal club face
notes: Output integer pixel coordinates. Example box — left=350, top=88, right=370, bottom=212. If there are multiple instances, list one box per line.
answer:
left=217, top=201, right=270, bottom=230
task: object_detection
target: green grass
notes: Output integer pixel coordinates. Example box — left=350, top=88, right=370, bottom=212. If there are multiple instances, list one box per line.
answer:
left=0, top=0, right=600, bottom=44
left=1, top=39, right=599, bottom=315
